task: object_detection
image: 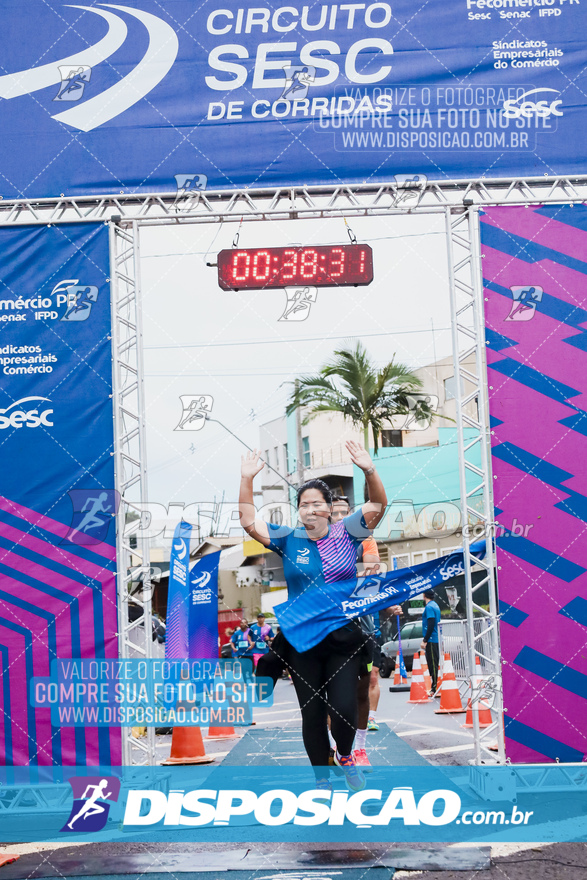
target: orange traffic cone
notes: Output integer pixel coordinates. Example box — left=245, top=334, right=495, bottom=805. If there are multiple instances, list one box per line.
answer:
left=389, top=650, right=411, bottom=692
left=462, top=657, right=492, bottom=728
left=206, top=725, right=239, bottom=739
left=161, top=725, right=215, bottom=764
left=420, top=653, right=432, bottom=693
left=462, top=698, right=493, bottom=728
left=435, top=653, right=466, bottom=714
left=407, top=653, right=431, bottom=703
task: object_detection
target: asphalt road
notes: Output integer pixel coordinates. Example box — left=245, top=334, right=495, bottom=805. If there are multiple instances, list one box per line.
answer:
left=150, top=674, right=483, bottom=767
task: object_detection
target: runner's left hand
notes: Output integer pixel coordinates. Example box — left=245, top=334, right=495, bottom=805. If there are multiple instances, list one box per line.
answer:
left=345, top=440, right=373, bottom=472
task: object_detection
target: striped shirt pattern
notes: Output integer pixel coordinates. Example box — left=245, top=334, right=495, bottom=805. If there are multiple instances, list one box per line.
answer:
left=316, top=519, right=358, bottom=583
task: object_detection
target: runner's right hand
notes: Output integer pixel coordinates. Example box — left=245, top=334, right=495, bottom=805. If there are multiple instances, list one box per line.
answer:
left=241, top=449, right=265, bottom=479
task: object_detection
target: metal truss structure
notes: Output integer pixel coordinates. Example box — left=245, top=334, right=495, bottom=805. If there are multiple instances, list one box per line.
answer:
left=446, top=207, right=504, bottom=765
left=4, top=174, right=586, bottom=766
left=110, top=221, right=156, bottom=766
left=0, top=174, right=587, bottom=227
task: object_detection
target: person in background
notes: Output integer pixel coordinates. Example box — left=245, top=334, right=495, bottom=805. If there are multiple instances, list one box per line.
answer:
left=331, top=495, right=401, bottom=767
left=248, top=613, right=274, bottom=668
left=231, top=619, right=253, bottom=659
left=421, top=589, right=441, bottom=694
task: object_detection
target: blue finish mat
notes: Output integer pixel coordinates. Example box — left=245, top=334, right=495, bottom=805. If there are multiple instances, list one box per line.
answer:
left=221, top=724, right=430, bottom=767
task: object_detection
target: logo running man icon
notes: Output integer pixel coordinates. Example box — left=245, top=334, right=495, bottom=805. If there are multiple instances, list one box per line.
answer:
left=67, top=780, right=112, bottom=829
left=64, top=489, right=119, bottom=546
left=61, top=775, right=121, bottom=833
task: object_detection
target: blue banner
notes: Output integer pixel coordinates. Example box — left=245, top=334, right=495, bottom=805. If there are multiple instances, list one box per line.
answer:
left=275, top=541, right=487, bottom=652
left=188, top=550, right=220, bottom=660
left=0, top=223, right=119, bottom=766
left=397, top=616, right=408, bottom=680
left=0, top=1, right=586, bottom=196
left=165, top=521, right=192, bottom=660
left=0, top=764, right=585, bottom=843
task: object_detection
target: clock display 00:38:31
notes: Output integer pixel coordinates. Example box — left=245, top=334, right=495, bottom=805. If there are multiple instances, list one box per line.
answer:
left=217, top=244, right=374, bottom=290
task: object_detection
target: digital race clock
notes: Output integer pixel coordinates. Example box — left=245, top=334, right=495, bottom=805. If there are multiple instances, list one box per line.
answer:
left=217, top=244, right=373, bottom=291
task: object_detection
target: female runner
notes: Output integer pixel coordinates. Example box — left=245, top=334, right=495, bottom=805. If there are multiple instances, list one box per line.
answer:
left=239, top=439, right=387, bottom=791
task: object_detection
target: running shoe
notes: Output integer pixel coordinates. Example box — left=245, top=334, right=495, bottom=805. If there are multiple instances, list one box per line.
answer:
left=334, top=751, right=366, bottom=792
left=313, top=777, right=333, bottom=802
left=367, top=718, right=379, bottom=731
left=352, top=748, right=373, bottom=771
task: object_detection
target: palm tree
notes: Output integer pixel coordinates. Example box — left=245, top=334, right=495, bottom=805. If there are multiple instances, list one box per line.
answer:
left=286, top=341, right=437, bottom=455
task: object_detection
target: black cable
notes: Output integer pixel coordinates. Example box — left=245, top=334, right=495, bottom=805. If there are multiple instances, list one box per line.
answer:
left=206, top=416, right=298, bottom=490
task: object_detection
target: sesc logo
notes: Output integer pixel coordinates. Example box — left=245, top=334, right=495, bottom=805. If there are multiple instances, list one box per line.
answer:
left=439, top=560, right=465, bottom=581
left=192, top=571, right=211, bottom=589
left=0, top=397, right=53, bottom=430
left=502, top=88, right=563, bottom=120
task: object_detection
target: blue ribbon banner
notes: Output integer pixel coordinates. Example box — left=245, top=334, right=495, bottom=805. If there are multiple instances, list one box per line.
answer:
left=165, top=521, right=192, bottom=660
left=0, top=1, right=586, bottom=195
left=275, top=541, right=487, bottom=652
left=188, top=550, right=221, bottom=660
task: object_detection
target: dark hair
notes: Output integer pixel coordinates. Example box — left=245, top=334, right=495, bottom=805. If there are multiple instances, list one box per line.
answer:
left=423, top=589, right=435, bottom=600
left=296, top=479, right=333, bottom=508
left=333, top=494, right=350, bottom=504
left=257, top=613, right=265, bottom=619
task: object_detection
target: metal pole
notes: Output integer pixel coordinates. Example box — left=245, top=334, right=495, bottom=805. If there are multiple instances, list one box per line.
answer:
left=133, top=221, right=156, bottom=763
left=468, top=207, right=506, bottom=763
left=109, top=221, right=131, bottom=766
left=445, top=206, right=481, bottom=763
left=295, top=379, right=305, bottom=488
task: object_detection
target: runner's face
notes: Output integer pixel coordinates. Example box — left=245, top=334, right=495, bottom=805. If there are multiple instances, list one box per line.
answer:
left=331, top=501, right=350, bottom=523
left=298, top=488, right=331, bottom=532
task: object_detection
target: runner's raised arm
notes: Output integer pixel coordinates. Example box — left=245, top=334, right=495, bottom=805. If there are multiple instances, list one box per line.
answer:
left=239, top=449, right=270, bottom=547
left=345, top=440, right=387, bottom=530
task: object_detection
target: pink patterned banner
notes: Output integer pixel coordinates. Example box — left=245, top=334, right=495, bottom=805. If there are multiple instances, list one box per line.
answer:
left=482, top=205, right=587, bottom=764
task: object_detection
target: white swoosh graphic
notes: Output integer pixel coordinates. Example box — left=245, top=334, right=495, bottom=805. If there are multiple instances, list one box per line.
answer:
left=0, top=7, right=127, bottom=99
left=173, top=540, right=187, bottom=560
left=53, top=4, right=178, bottom=131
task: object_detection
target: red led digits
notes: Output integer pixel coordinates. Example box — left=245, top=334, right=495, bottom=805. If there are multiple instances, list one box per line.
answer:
left=329, top=247, right=345, bottom=278
left=300, top=249, right=319, bottom=279
left=218, top=244, right=373, bottom=290
left=232, top=251, right=251, bottom=282
left=281, top=249, right=298, bottom=282
left=252, top=251, right=271, bottom=281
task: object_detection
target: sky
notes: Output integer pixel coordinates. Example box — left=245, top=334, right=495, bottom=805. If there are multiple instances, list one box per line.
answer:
left=137, top=211, right=454, bottom=537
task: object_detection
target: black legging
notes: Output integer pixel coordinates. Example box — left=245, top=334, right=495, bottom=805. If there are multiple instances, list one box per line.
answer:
left=256, top=630, right=288, bottom=687
left=257, top=623, right=364, bottom=767
left=426, top=641, right=440, bottom=692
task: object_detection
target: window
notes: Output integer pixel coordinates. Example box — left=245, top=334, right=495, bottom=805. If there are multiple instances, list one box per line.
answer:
left=274, top=446, right=279, bottom=472
left=302, top=436, right=310, bottom=467
left=269, top=508, right=282, bottom=525
left=391, top=553, right=410, bottom=569
left=264, top=449, right=270, bottom=469
left=412, top=550, right=438, bottom=566
left=283, top=443, right=289, bottom=474
left=381, top=429, right=403, bottom=447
